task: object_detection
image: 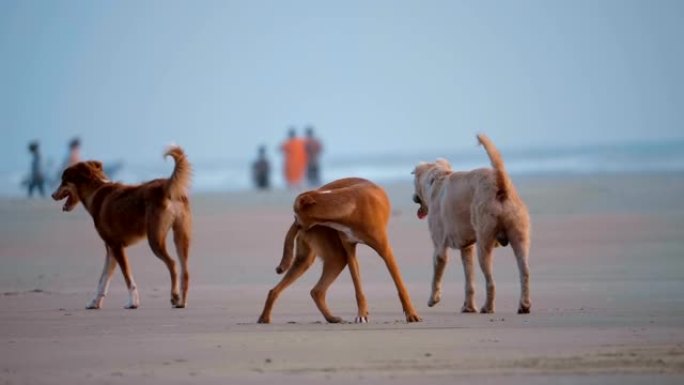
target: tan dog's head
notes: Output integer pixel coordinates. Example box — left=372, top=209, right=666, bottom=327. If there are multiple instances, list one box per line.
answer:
left=52, top=161, right=107, bottom=212
left=411, top=159, right=452, bottom=220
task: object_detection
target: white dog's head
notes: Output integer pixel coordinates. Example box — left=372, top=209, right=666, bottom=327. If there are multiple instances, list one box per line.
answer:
left=411, top=158, right=452, bottom=220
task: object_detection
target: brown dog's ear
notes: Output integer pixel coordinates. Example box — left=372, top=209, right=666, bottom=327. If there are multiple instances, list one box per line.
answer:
left=85, top=161, right=103, bottom=170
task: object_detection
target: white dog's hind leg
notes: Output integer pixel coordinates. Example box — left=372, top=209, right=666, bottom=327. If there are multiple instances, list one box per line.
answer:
left=87, top=249, right=117, bottom=309
left=460, top=245, right=477, bottom=313
left=477, top=241, right=496, bottom=313
left=512, top=238, right=531, bottom=313
left=428, top=247, right=448, bottom=307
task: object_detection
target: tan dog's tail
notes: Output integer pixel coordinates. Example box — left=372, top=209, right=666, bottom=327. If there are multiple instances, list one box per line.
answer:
left=477, top=134, right=513, bottom=201
left=164, top=146, right=191, bottom=199
left=276, top=221, right=300, bottom=274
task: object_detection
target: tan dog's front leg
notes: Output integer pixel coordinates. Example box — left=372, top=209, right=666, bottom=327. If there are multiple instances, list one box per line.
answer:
left=428, top=247, right=448, bottom=307
left=460, top=245, right=477, bottom=313
left=346, top=249, right=368, bottom=323
left=374, top=243, right=422, bottom=322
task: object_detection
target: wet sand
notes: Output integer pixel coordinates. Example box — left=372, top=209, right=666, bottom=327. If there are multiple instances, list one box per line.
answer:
left=1, top=174, right=683, bottom=384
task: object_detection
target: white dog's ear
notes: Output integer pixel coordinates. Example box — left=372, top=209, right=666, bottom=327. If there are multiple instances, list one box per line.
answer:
left=434, top=158, right=451, bottom=170
left=412, top=161, right=428, bottom=175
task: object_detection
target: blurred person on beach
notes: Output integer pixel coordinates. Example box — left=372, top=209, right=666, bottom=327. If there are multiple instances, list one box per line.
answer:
left=25, top=141, right=45, bottom=198
left=56, top=137, right=81, bottom=181
left=252, top=145, right=271, bottom=190
left=279, top=127, right=307, bottom=189
left=304, top=125, right=323, bottom=186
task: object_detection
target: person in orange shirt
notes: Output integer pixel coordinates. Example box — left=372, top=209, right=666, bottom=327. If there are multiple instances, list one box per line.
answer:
left=280, top=128, right=307, bottom=189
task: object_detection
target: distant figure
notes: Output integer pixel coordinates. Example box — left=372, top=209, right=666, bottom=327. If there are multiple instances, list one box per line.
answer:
left=304, top=126, right=323, bottom=186
left=280, top=128, right=307, bottom=189
left=252, top=145, right=271, bottom=190
left=64, top=137, right=81, bottom=169
left=26, top=141, right=45, bottom=198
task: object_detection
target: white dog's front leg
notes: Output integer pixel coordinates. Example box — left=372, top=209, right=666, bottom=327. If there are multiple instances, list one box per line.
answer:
left=428, top=248, right=448, bottom=307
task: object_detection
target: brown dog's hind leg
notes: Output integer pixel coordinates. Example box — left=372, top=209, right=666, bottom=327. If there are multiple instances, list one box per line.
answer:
left=110, top=246, right=140, bottom=309
left=311, top=251, right=347, bottom=323
left=345, top=243, right=369, bottom=323
left=258, top=242, right=316, bottom=324
left=460, top=245, right=477, bottom=313
left=172, top=214, right=191, bottom=308
left=148, top=219, right=180, bottom=308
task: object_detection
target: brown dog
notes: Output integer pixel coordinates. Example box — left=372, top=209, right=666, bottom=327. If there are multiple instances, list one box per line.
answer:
left=51, top=147, right=192, bottom=310
left=412, top=134, right=531, bottom=314
left=258, top=177, right=422, bottom=323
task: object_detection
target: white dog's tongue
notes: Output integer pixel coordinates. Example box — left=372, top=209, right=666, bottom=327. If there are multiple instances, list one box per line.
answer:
left=417, top=207, right=427, bottom=219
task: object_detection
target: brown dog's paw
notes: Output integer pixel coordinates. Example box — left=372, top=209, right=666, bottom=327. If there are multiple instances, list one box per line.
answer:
left=174, top=303, right=186, bottom=309
left=406, top=313, right=422, bottom=323
left=326, top=316, right=343, bottom=324
left=517, top=304, right=531, bottom=314
left=354, top=316, right=369, bottom=323
left=257, top=316, right=271, bottom=324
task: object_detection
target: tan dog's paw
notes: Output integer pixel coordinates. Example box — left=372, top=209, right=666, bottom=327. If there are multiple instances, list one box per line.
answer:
left=517, top=303, right=531, bottom=314
left=461, top=303, right=477, bottom=313
left=406, top=313, right=422, bottom=322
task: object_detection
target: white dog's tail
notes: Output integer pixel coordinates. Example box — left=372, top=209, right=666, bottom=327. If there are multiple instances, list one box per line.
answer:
left=164, top=146, right=192, bottom=200
left=477, top=134, right=513, bottom=201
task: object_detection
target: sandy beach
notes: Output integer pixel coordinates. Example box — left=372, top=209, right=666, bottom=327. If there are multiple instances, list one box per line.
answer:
left=1, top=173, right=683, bottom=384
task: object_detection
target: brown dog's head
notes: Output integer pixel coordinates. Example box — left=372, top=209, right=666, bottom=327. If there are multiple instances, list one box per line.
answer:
left=52, top=161, right=107, bottom=212
left=411, top=159, right=452, bottom=220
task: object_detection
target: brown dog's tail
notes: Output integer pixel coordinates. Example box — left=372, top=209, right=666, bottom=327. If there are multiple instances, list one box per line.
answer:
left=477, top=134, right=513, bottom=201
left=164, top=146, right=191, bottom=199
left=276, top=221, right=300, bottom=274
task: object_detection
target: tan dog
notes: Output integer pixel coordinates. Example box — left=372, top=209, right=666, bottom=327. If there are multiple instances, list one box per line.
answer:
left=412, top=134, right=531, bottom=314
left=51, top=147, right=192, bottom=310
left=258, top=177, right=422, bottom=323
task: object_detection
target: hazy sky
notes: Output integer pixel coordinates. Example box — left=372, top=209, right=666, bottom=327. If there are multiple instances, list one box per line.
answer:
left=2, top=0, right=683, bottom=171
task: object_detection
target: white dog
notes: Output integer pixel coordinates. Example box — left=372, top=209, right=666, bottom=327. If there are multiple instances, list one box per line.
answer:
left=412, top=134, right=531, bottom=314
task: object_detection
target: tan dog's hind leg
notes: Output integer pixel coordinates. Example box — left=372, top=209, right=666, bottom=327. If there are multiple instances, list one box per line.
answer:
left=86, top=247, right=117, bottom=309
left=311, top=253, right=347, bottom=323
left=173, top=214, right=191, bottom=308
left=370, top=239, right=421, bottom=322
left=511, top=235, right=531, bottom=313
left=110, top=246, right=140, bottom=309
left=460, top=245, right=477, bottom=313
left=346, top=244, right=369, bottom=323
left=428, top=247, right=448, bottom=307
left=476, top=240, right=496, bottom=314
left=258, top=243, right=316, bottom=323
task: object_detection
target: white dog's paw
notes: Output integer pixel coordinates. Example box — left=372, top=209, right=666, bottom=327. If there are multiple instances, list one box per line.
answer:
left=428, top=294, right=441, bottom=307
left=85, top=301, right=100, bottom=310
left=355, top=316, right=368, bottom=323
left=124, top=301, right=139, bottom=310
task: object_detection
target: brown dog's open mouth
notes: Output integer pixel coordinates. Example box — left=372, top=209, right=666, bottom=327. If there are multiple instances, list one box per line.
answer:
left=52, top=188, right=78, bottom=212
